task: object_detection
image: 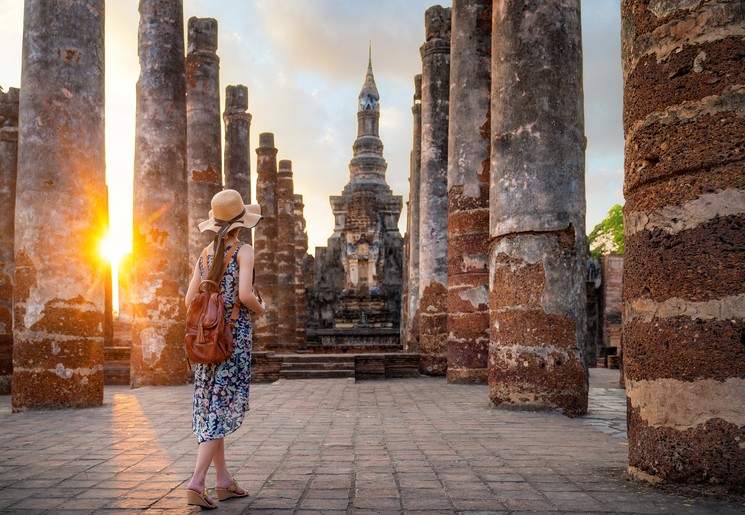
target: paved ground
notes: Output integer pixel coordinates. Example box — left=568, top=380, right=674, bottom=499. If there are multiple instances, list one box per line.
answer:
left=0, top=369, right=742, bottom=514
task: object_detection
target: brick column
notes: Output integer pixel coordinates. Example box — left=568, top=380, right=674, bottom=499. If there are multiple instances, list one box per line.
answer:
left=418, top=6, right=451, bottom=376
left=223, top=84, right=252, bottom=244
left=294, top=194, right=308, bottom=346
left=488, top=0, right=588, bottom=416
left=13, top=0, right=106, bottom=409
left=253, top=133, right=279, bottom=350
left=446, top=0, right=490, bottom=384
left=131, top=0, right=190, bottom=387
left=404, top=74, right=422, bottom=353
left=277, top=159, right=297, bottom=350
left=622, top=0, right=745, bottom=490
left=186, top=17, right=222, bottom=268
left=0, top=88, right=18, bottom=395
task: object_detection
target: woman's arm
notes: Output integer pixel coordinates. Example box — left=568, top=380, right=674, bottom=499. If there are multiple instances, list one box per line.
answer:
left=237, top=244, right=266, bottom=316
left=185, top=259, right=201, bottom=308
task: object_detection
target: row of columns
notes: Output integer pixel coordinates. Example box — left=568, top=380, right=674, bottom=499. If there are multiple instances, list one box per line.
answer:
left=403, top=0, right=744, bottom=492
left=404, top=1, right=587, bottom=412
left=252, top=133, right=312, bottom=352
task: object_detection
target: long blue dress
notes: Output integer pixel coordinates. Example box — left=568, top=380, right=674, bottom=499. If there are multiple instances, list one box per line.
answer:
left=192, top=243, right=252, bottom=444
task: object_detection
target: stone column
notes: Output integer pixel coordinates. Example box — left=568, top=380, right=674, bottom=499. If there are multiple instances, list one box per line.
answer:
left=489, top=0, right=587, bottom=416
left=0, top=87, right=19, bottom=395
left=223, top=84, right=252, bottom=243
left=405, top=74, right=422, bottom=352
left=446, top=0, right=491, bottom=384
left=276, top=159, right=297, bottom=350
left=418, top=6, right=451, bottom=375
left=253, top=133, right=279, bottom=350
left=186, top=17, right=222, bottom=267
left=294, top=193, right=308, bottom=346
left=131, top=0, right=189, bottom=387
left=622, top=0, right=745, bottom=490
left=13, top=0, right=106, bottom=409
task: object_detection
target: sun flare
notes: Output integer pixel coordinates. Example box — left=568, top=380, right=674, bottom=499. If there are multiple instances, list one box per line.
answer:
left=99, top=232, right=130, bottom=265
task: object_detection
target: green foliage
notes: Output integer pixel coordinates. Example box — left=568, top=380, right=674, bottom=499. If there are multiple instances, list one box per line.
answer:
left=588, top=204, right=624, bottom=259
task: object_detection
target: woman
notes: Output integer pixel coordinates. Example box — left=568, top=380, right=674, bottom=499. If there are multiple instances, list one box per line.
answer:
left=185, top=189, right=266, bottom=509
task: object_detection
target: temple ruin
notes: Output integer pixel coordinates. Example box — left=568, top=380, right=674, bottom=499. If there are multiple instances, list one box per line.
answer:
left=186, top=17, right=223, bottom=268
left=0, top=0, right=742, bottom=495
left=130, top=0, right=190, bottom=387
left=621, top=0, right=745, bottom=490
left=13, top=0, right=107, bottom=408
left=417, top=6, right=451, bottom=375
left=0, top=88, right=18, bottom=395
left=306, top=53, right=404, bottom=352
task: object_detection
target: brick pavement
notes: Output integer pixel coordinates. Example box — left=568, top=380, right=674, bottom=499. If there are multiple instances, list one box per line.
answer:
left=0, top=370, right=743, bottom=514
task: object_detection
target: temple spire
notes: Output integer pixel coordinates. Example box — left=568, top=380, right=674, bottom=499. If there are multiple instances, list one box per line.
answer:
left=359, top=44, right=379, bottom=112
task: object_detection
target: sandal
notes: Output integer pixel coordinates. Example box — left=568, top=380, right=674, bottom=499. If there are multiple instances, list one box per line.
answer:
left=186, top=488, right=218, bottom=509
left=215, top=478, right=249, bottom=500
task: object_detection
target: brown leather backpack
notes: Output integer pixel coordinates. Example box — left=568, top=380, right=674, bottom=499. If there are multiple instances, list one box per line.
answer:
left=185, top=244, right=241, bottom=365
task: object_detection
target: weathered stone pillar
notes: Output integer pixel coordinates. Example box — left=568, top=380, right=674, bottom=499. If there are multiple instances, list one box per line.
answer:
left=253, top=133, right=279, bottom=350
left=276, top=159, right=297, bottom=350
left=489, top=0, right=588, bottom=416
left=0, top=87, right=19, bottom=395
left=405, top=75, right=422, bottom=352
left=186, top=17, right=222, bottom=268
left=223, top=84, right=252, bottom=243
left=622, top=0, right=745, bottom=490
left=418, top=6, right=451, bottom=375
left=446, top=0, right=490, bottom=384
left=131, top=0, right=189, bottom=387
left=13, top=0, right=106, bottom=409
left=294, top=194, right=308, bottom=346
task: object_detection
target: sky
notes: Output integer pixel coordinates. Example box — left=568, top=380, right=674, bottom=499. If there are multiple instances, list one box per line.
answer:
left=0, top=0, right=624, bottom=258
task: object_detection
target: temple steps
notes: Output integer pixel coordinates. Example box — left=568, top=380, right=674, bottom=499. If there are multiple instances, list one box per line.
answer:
left=104, top=319, right=131, bottom=385
left=279, top=355, right=355, bottom=380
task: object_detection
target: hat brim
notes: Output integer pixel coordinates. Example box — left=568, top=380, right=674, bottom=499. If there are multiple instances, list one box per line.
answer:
left=198, top=204, right=263, bottom=234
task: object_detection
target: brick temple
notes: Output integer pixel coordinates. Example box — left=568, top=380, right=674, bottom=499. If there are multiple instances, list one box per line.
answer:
left=306, top=51, right=404, bottom=352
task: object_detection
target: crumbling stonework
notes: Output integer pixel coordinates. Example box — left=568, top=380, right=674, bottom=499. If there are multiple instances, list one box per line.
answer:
left=186, top=17, right=222, bottom=268
left=418, top=6, right=451, bottom=375
left=622, top=0, right=745, bottom=491
left=223, top=84, right=252, bottom=243
left=13, top=0, right=106, bottom=409
left=277, top=159, right=297, bottom=350
left=131, top=0, right=190, bottom=387
left=307, top=53, right=404, bottom=350
left=446, top=0, right=490, bottom=384
left=253, top=133, right=279, bottom=350
left=293, top=194, right=312, bottom=346
left=488, top=0, right=588, bottom=416
left=0, top=87, right=19, bottom=395
left=404, top=74, right=422, bottom=353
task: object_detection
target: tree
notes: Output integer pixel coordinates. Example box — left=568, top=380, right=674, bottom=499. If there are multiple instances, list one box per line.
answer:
left=588, top=204, right=624, bottom=259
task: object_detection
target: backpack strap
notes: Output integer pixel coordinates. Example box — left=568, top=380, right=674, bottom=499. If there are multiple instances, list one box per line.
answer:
left=198, top=247, right=210, bottom=280
left=226, top=244, right=242, bottom=322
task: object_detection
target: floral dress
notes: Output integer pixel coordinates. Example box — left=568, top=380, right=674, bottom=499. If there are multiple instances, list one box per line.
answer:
left=192, top=243, right=252, bottom=444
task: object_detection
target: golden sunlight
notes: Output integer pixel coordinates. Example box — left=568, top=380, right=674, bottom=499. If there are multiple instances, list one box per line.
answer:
left=99, top=232, right=130, bottom=315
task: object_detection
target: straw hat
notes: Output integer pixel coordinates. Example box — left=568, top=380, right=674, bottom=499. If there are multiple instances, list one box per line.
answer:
left=198, top=189, right=262, bottom=235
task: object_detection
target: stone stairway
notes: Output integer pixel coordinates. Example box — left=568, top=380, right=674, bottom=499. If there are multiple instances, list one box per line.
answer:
left=278, top=354, right=356, bottom=380
left=104, top=319, right=131, bottom=385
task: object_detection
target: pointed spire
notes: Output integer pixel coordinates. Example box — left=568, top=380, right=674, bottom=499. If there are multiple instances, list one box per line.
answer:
left=359, top=44, right=379, bottom=111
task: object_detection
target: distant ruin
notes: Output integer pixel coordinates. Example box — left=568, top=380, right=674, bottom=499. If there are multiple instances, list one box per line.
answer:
left=306, top=53, right=404, bottom=352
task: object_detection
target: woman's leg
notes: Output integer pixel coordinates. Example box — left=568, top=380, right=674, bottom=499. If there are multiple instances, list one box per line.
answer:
left=188, top=439, right=221, bottom=499
left=213, top=438, right=246, bottom=494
